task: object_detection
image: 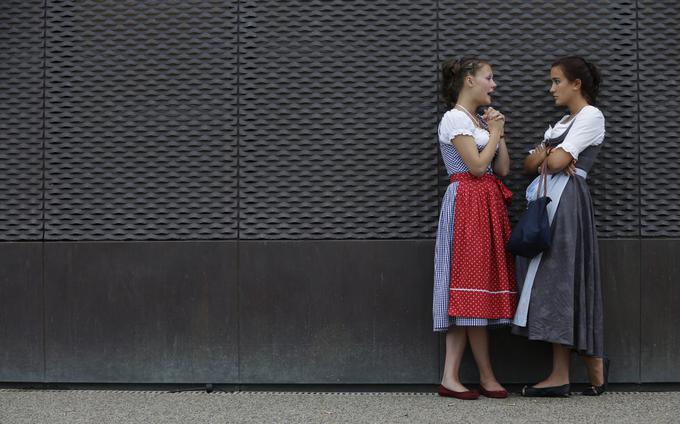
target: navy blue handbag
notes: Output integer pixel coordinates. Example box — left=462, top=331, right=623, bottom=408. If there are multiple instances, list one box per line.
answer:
left=507, top=164, right=552, bottom=258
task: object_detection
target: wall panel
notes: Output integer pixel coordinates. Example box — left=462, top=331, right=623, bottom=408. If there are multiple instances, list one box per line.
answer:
left=0, top=0, right=44, bottom=240
left=639, top=0, right=680, bottom=236
left=44, top=0, right=238, bottom=240
left=239, top=0, right=439, bottom=239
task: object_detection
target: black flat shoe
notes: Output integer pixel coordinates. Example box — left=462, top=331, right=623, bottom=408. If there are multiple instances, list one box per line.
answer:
left=521, top=384, right=570, bottom=397
left=582, top=357, right=609, bottom=396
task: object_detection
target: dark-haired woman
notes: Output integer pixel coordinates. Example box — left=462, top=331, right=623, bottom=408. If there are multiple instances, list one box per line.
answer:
left=513, top=57, right=607, bottom=397
left=433, top=56, right=517, bottom=400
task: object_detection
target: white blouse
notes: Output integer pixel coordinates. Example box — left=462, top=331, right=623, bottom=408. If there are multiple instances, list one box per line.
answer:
left=438, top=109, right=491, bottom=148
left=542, top=105, right=605, bottom=160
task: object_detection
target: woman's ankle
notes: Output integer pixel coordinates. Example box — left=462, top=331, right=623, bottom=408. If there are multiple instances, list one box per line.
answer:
left=583, top=357, right=605, bottom=386
left=533, top=374, right=570, bottom=388
left=440, top=378, right=470, bottom=392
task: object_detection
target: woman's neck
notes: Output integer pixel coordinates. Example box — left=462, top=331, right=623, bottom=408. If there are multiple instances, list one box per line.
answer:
left=454, top=96, right=482, bottom=127
left=455, top=95, right=479, bottom=116
left=567, top=98, right=589, bottom=119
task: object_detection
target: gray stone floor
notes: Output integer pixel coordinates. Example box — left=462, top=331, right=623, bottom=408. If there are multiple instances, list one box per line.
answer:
left=1, top=389, right=679, bottom=423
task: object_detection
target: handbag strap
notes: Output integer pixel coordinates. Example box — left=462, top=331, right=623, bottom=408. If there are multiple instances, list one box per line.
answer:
left=536, top=159, right=549, bottom=199
left=545, top=119, right=576, bottom=147
left=535, top=118, right=578, bottom=200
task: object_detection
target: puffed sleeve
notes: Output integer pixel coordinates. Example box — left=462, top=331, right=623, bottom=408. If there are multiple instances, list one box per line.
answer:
left=438, top=110, right=475, bottom=145
left=555, top=106, right=605, bottom=160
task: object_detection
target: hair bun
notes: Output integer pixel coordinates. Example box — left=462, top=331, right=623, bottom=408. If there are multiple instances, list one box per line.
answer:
left=451, top=57, right=463, bottom=77
left=585, top=61, right=601, bottom=94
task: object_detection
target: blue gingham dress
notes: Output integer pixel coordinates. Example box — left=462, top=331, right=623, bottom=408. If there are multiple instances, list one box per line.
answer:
left=433, top=109, right=513, bottom=332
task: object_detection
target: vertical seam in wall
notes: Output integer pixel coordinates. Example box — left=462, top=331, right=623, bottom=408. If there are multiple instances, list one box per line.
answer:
left=41, top=0, right=48, bottom=382
left=435, top=0, right=442, bottom=382
left=236, top=2, right=241, bottom=240
left=236, top=0, right=241, bottom=384
left=435, top=0, right=442, bottom=213
left=635, top=0, right=642, bottom=384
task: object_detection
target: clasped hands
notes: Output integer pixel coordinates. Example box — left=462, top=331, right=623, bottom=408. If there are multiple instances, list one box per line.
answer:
left=482, top=107, right=505, bottom=137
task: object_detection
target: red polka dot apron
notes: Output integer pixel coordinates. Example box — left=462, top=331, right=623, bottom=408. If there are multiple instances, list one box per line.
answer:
left=448, top=172, right=517, bottom=319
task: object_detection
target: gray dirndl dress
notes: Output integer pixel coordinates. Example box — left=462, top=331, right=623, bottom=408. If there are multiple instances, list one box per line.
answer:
left=512, top=113, right=604, bottom=358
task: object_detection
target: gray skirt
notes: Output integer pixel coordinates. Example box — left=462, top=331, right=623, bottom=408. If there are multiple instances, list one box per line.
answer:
left=512, top=175, right=604, bottom=357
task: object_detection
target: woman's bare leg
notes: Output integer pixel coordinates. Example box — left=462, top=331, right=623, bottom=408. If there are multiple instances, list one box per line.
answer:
left=441, top=326, right=470, bottom=392
left=534, top=343, right=571, bottom=387
left=467, top=327, right=504, bottom=391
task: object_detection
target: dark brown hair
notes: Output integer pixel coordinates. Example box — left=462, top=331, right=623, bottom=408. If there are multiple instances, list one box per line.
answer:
left=551, top=56, right=602, bottom=105
left=441, top=56, right=491, bottom=107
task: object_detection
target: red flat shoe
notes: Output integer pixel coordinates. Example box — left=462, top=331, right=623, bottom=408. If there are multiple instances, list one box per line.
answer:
left=479, top=386, right=508, bottom=399
left=437, top=385, right=480, bottom=400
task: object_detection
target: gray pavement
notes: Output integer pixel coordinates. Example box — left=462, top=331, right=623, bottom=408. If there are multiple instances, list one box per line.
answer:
left=1, top=389, right=679, bottom=424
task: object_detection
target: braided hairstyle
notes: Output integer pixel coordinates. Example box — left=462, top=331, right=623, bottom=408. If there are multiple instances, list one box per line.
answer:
left=441, top=56, right=491, bottom=107
left=551, top=56, right=602, bottom=105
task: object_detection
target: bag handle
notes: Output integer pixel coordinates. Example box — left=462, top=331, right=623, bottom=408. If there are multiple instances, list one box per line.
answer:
left=536, top=158, right=549, bottom=199
left=534, top=118, right=577, bottom=200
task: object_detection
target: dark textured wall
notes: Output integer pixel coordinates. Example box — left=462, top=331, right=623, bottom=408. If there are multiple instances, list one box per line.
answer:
left=239, top=0, right=439, bottom=239
left=0, top=0, right=44, bottom=240
left=44, top=0, right=239, bottom=240
left=1, top=0, right=678, bottom=384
